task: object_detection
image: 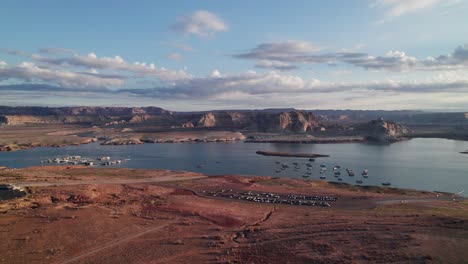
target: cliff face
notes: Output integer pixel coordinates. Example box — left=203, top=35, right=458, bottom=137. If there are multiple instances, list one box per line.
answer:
left=362, top=118, right=411, bottom=142
left=0, top=106, right=171, bottom=126
left=0, top=106, right=170, bottom=117
left=196, top=112, right=252, bottom=128
left=0, top=115, right=60, bottom=125
left=278, top=111, right=319, bottom=132
left=193, top=110, right=320, bottom=133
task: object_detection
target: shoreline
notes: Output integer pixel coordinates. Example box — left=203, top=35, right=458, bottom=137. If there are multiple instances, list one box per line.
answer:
left=1, top=133, right=467, bottom=153
left=1, top=166, right=467, bottom=263
left=0, top=165, right=465, bottom=198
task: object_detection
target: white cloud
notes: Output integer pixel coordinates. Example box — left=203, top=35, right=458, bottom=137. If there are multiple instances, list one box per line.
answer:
left=423, top=44, right=468, bottom=70
left=0, top=61, right=123, bottom=88
left=33, top=52, right=192, bottom=82
left=235, top=42, right=468, bottom=72
left=234, top=40, right=319, bottom=61
left=115, top=70, right=468, bottom=100
left=171, top=10, right=228, bottom=37
left=210, top=69, right=222, bottom=78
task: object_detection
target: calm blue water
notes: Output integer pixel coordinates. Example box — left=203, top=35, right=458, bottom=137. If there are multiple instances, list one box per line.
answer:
left=0, top=138, right=467, bottom=194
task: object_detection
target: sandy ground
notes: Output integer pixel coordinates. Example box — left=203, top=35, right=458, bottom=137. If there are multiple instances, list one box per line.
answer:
left=0, top=124, right=246, bottom=151
left=0, top=167, right=467, bottom=264
left=0, top=125, right=98, bottom=151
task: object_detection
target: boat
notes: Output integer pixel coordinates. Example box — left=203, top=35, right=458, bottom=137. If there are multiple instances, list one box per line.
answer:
left=320, top=164, right=326, bottom=168
left=319, top=176, right=326, bottom=179
left=334, top=171, right=341, bottom=176
left=362, top=170, right=368, bottom=176
left=309, top=158, right=315, bottom=162
left=276, top=170, right=281, bottom=173
left=302, top=175, right=310, bottom=178
left=197, top=164, right=204, bottom=168
left=382, top=182, right=391, bottom=186
left=338, top=178, right=343, bottom=181
left=356, top=180, right=363, bottom=184
left=346, top=168, right=355, bottom=176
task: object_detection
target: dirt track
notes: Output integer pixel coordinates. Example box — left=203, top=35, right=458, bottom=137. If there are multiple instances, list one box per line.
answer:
left=0, top=167, right=467, bottom=263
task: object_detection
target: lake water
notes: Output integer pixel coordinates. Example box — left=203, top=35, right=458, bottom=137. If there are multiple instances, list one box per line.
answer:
left=0, top=138, right=467, bottom=195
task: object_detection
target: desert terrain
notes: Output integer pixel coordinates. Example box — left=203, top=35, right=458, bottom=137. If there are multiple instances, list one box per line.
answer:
left=1, top=106, right=468, bottom=152
left=0, top=166, right=467, bottom=264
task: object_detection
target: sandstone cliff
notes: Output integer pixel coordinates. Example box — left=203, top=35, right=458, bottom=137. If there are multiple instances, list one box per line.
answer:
left=193, top=110, right=320, bottom=133
left=361, top=118, right=411, bottom=143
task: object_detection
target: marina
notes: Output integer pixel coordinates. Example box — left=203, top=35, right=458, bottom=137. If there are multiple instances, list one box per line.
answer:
left=41, top=155, right=124, bottom=167
left=204, top=190, right=337, bottom=207
left=0, top=138, right=467, bottom=195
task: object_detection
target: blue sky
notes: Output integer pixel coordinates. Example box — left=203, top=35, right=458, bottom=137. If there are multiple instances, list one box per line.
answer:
left=1, top=0, right=468, bottom=110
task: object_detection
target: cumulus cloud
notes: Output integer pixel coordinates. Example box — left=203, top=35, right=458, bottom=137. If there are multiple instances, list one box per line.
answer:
left=171, top=10, right=228, bottom=37
left=423, top=44, right=468, bottom=70
left=340, top=50, right=417, bottom=71
left=33, top=52, right=191, bottom=82
left=0, top=62, right=123, bottom=88
left=112, top=70, right=468, bottom=100
left=233, top=40, right=319, bottom=61
left=2, top=68, right=468, bottom=111
left=234, top=42, right=468, bottom=72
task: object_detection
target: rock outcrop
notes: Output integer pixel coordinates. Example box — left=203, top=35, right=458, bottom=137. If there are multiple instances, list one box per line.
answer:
left=361, top=118, right=411, bottom=143
left=192, top=110, right=320, bottom=133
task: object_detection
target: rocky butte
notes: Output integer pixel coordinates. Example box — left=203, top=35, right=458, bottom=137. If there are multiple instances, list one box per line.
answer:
left=191, top=110, right=320, bottom=133
left=360, top=117, right=411, bottom=143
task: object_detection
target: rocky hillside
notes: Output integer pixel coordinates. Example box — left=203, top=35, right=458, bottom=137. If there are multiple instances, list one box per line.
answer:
left=0, top=106, right=322, bottom=133
left=0, top=106, right=171, bottom=126
left=186, top=110, right=320, bottom=133
left=359, top=118, right=411, bottom=142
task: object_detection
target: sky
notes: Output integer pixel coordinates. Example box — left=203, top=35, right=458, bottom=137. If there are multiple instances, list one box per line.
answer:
left=1, top=0, right=468, bottom=111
